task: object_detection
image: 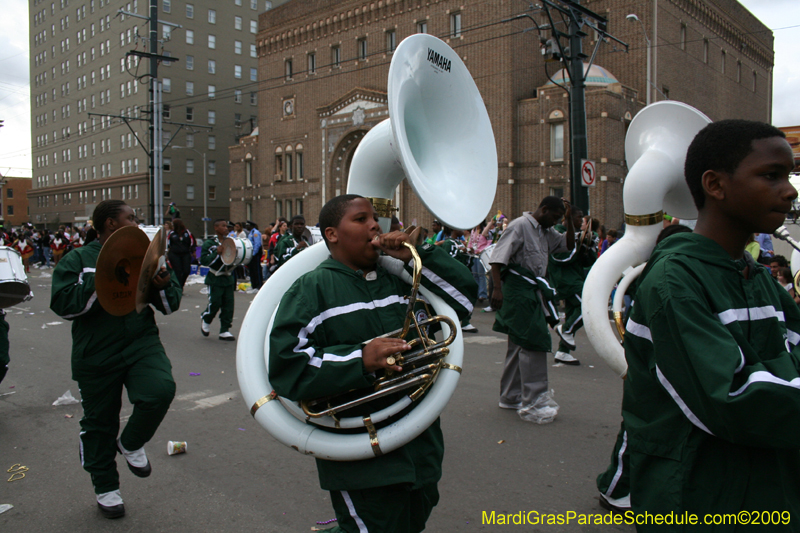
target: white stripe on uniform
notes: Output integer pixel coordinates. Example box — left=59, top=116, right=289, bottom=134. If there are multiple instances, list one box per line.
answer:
left=655, top=365, right=714, bottom=435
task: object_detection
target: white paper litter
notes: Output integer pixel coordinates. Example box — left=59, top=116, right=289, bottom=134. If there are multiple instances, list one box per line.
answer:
left=53, top=390, right=80, bottom=406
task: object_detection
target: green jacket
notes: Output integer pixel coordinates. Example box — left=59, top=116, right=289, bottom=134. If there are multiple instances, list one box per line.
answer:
left=623, top=233, right=800, bottom=530
left=547, top=225, right=597, bottom=298
left=441, top=237, right=471, bottom=267
left=50, top=240, right=182, bottom=380
left=200, top=236, right=235, bottom=287
left=274, top=233, right=310, bottom=270
left=269, top=243, right=477, bottom=491
left=493, top=263, right=558, bottom=351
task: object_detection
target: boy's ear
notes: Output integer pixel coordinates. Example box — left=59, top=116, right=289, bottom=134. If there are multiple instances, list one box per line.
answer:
left=701, top=169, right=727, bottom=203
left=324, top=226, right=338, bottom=245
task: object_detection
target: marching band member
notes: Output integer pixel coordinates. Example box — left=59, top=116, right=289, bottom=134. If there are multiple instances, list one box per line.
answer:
left=269, top=195, right=476, bottom=533
left=200, top=219, right=237, bottom=341
left=548, top=208, right=599, bottom=366
left=13, top=232, right=35, bottom=273
left=273, top=215, right=310, bottom=270
left=490, top=196, right=575, bottom=424
left=50, top=231, right=68, bottom=265
left=50, top=200, right=182, bottom=519
left=621, top=121, right=800, bottom=527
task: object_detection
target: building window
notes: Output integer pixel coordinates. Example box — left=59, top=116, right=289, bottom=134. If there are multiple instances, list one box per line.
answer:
left=162, top=77, right=171, bottom=92
left=234, top=40, right=242, bottom=54
left=332, top=45, right=341, bottom=67
left=250, top=91, right=257, bottom=105
left=275, top=199, right=282, bottom=218
left=186, top=3, right=193, bottom=18
left=186, top=107, right=194, bottom=121
left=208, top=59, right=216, bottom=74
left=386, top=30, right=396, bottom=53
left=250, top=20, right=257, bottom=33
left=284, top=199, right=292, bottom=219
left=296, top=199, right=303, bottom=216
left=246, top=159, right=252, bottom=186
left=296, top=150, right=303, bottom=180
left=550, top=122, right=564, bottom=162
left=234, top=16, right=242, bottom=30
left=250, top=44, right=257, bottom=58
left=6, top=189, right=12, bottom=199
left=250, top=67, right=257, bottom=81
left=680, top=24, right=686, bottom=50
left=417, top=21, right=427, bottom=34
left=186, top=55, right=194, bottom=70
left=703, top=39, right=709, bottom=64
left=285, top=152, right=293, bottom=181
left=208, top=110, right=215, bottom=124
left=208, top=185, right=216, bottom=200
left=753, top=70, right=757, bottom=92
left=307, top=52, right=316, bottom=74
left=234, top=89, right=242, bottom=103
left=186, top=81, right=194, bottom=95
left=6, top=206, right=12, bottom=216
left=186, top=184, right=195, bottom=200
left=163, top=0, right=171, bottom=13
left=208, top=34, right=216, bottom=49
left=205, top=84, right=215, bottom=98
left=163, top=105, right=171, bottom=119
left=208, top=160, right=216, bottom=175
left=737, top=61, right=742, bottom=83
left=208, top=9, right=216, bottom=23
left=285, top=59, right=292, bottom=80
left=186, top=159, right=195, bottom=174
left=185, top=29, right=193, bottom=44
left=450, top=12, right=462, bottom=38
left=357, top=38, right=367, bottom=60
left=208, top=135, right=216, bottom=149
left=235, top=64, right=242, bottom=78
left=163, top=183, right=171, bottom=197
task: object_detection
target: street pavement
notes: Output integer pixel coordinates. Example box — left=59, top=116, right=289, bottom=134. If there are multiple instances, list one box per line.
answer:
left=1, top=267, right=633, bottom=532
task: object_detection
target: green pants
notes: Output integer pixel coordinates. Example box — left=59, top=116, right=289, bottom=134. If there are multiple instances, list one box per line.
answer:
left=201, top=283, right=234, bottom=333
left=77, top=348, right=175, bottom=494
left=558, top=294, right=583, bottom=353
left=328, top=482, right=439, bottom=533
left=596, top=422, right=630, bottom=500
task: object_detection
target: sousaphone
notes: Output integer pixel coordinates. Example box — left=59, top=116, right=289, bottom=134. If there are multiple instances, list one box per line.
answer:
left=237, top=33, right=497, bottom=461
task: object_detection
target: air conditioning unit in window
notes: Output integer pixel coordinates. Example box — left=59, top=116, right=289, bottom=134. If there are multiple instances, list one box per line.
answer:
left=274, top=173, right=283, bottom=182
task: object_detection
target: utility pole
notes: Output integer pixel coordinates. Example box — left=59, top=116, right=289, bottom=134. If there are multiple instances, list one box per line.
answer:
left=536, top=0, right=628, bottom=215
left=118, top=3, right=181, bottom=224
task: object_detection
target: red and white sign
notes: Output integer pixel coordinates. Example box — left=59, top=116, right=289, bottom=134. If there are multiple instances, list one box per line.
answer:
left=581, top=159, right=596, bottom=187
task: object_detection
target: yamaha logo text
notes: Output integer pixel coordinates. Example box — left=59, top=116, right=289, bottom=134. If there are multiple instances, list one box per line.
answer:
left=427, top=48, right=451, bottom=72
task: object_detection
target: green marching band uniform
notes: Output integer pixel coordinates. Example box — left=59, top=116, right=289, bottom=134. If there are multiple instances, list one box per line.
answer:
left=274, top=233, right=309, bottom=270
left=270, top=243, right=477, bottom=533
left=547, top=225, right=599, bottom=354
left=49, top=239, right=182, bottom=496
left=622, top=233, right=800, bottom=530
left=200, top=235, right=236, bottom=334
left=0, top=309, right=9, bottom=385
left=441, top=237, right=470, bottom=268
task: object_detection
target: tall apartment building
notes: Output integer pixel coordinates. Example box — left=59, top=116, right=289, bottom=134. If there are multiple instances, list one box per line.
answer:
left=27, top=0, right=266, bottom=237
left=230, top=0, right=772, bottom=229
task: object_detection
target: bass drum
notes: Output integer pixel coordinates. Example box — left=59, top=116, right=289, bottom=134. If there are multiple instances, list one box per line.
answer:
left=0, top=247, right=32, bottom=308
left=220, top=237, right=253, bottom=267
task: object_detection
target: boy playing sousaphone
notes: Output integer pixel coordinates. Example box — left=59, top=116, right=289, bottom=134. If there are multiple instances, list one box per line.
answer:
left=269, top=194, right=476, bottom=532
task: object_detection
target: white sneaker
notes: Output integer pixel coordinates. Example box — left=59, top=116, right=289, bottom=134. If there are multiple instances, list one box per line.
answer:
left=462, top=323, right=478, bottom=333
left=482, top=306, right=494, bottom=313
left=499, top=401, right=523, bottom=410
left=116, top=439, right=151, bottom=477
left=96, top=489, right=125, bottom=518
left=517, top=390, right=559, bottom=424
left=555, top=324, right=576, bottom=349
left=200, top=319, right=210, bottom=337
left=599, top=493, right=631, bottom=513
left=554, top=351, right=580, bottom=366
left=219, top=331, right=236, bottom=341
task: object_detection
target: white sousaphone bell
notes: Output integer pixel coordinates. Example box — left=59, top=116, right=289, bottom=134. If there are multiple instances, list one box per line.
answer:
left=582, top=101, right=711, bottom=377
left=236, top=34, right=497, bottom=460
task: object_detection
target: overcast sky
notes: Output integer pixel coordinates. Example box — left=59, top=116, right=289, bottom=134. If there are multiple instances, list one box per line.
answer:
left=0, top=0, right=797, bottom=179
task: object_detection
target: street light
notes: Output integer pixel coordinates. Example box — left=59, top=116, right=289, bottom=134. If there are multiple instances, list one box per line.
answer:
left=626, top=13, right=651, bottom=106
left=171, top=145, right=208, bottom=239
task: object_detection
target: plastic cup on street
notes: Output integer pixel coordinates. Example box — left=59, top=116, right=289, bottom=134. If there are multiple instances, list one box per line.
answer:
left=167, top=441, right=187, bottom=455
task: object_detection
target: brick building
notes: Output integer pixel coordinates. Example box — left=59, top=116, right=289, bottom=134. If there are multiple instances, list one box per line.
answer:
left=27, top=0, right=267, bottom=236
left=0, top=177, right=33, bottom=227
left=230, top=0, right=773, bottom=229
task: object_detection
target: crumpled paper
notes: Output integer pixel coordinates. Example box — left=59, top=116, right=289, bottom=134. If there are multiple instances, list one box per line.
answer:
left=52, top=390, right=80, bottom=406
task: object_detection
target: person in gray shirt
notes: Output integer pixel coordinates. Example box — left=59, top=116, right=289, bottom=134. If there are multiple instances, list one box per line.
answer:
left=490, top=196, right=575, bottom=423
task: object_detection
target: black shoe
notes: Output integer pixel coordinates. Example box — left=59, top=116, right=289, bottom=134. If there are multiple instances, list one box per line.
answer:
left=219, top=331, right=236, bottom=341
left=117, top=440, right=152, bottom=478
left=97, top=502, right=125, bottom=519
left=201, top=319, right=210, bottom=337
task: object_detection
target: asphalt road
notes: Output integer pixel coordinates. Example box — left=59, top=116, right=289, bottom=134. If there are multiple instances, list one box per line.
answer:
left=0, top=267, right=633, bottom=532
